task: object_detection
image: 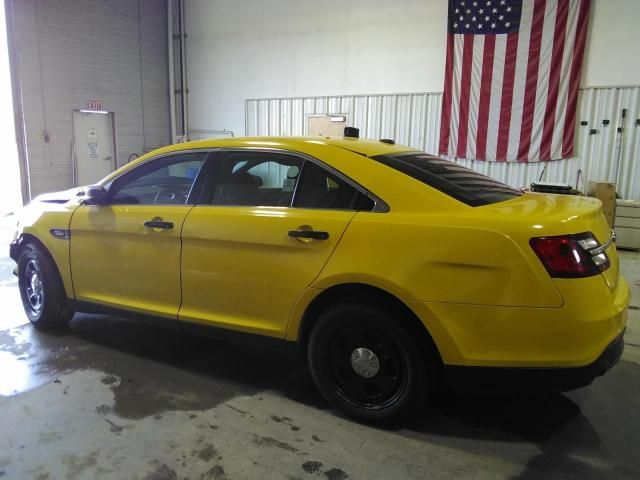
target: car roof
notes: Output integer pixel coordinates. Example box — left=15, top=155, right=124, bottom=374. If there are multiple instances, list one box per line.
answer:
left=100, top=136, right=419, bottom=185
left=157, top=136, right=415, bottom=158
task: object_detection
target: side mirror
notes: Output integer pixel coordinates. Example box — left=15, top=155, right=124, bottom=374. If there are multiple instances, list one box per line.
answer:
left=82, top=185, right=108, bottom=205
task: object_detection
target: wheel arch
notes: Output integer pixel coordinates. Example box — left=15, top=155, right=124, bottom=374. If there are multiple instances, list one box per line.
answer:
left=16, top=233, right=73, bottom=299
left=294, top=283, right=443, bottom=365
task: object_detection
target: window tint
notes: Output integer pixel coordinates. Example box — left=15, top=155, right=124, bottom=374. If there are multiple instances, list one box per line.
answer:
left=109, top=152, right=206, bottom=205
left=371, top=152, right=522, bottom=206
left=293, top=161, right=374, bottom=211
left=209, top=152, right=303, bottom=207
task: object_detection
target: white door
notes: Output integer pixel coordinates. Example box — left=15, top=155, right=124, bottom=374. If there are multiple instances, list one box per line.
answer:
left=73, top=111, right=116, bottom=185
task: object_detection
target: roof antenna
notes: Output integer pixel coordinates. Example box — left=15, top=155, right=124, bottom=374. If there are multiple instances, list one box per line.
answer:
left=538, top=165, right=547, bottom=182
left=344, top=127, right=359, bottom=138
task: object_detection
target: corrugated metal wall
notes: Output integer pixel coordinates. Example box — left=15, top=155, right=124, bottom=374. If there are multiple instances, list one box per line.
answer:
left=11, top=0, right=170, bottom=197
left=246, top=86, right=640, bottom=200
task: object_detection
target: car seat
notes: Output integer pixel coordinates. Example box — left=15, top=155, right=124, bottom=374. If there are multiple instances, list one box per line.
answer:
left=215, top=171, right=261, bottom=205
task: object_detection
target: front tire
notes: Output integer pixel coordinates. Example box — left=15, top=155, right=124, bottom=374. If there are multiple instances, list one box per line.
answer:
left=17, top=242, right=73, bottom=330
left=307, top=302, right=435, bottom=423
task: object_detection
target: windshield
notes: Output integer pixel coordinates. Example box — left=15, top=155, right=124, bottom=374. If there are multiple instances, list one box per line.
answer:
left=371, top=152, right=522, bottom=206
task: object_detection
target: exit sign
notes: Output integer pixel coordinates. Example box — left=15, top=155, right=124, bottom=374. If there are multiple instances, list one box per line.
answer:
left=87, top=100, right=102, bottom=110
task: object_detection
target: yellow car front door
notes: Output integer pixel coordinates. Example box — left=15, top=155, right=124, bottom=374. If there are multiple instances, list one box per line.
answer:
left=69, top=151, right=209, bottom=318
left=178, top=150, right=375, bottom=337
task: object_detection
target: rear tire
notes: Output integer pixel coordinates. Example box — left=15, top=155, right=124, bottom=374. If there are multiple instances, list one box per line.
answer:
left=307, top=302, right=436, bottom=423
left=17, top=242, right=73, bottom=330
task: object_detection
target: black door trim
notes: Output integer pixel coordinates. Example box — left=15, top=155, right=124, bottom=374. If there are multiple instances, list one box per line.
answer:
left=68, top=299, right=298, bottom=357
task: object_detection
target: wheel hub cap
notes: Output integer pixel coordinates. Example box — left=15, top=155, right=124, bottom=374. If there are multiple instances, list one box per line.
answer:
left=24, top=260, right=43, bottom=313
left=350, top=347, right=380, bottom=378
left=31, top=274, right=42, bottom=295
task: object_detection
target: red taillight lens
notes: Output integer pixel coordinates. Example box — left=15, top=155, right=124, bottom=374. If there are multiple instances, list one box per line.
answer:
left=530, top=232, right=610, bottom=278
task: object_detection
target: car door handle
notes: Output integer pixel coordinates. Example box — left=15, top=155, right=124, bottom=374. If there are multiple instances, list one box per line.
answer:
left=144, top=220, right=174, bottom=230
left=288, top=230, right=329, bottom=240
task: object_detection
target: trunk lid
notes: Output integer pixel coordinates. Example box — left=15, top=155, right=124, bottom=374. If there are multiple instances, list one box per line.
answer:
left=486, top=193, right=619, bottom=289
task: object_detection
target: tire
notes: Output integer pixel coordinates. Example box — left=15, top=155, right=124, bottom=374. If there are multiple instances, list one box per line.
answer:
left=307, top=302, right=436, bottom=423
left=17, top=242, right=73, bottom=330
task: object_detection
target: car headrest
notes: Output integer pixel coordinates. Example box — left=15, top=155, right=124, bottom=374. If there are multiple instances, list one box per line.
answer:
left=287, top=165, right=300, bottom=179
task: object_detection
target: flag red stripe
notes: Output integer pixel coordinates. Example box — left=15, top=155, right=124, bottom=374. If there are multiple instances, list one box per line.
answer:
left=439, top=33, right=455, bottom=156
left=475, top=35, right=496, bottom=161
left=496, top=32, right=518, bottom=161
left=563, top=0, right=591, bottom=158
left=517, top=0, right=547, bottom=161
left=540, top=0, right=570, bottom=160
left=456, top=35, right=475, bottom=158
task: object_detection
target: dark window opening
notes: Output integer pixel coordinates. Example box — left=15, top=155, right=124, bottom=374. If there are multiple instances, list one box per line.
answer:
left=204, top=151, right=376, bottom=211
left=207, top=152, right=304, bottom=207
left=371, top=152, right=522, bottom=206
left=108, top=152, right=207, bottom=205
left=293, top=161, right=374, bottom=211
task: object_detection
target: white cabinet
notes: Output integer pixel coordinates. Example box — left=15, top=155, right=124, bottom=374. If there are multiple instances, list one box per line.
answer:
left=615, top=200, right=640, bottom=250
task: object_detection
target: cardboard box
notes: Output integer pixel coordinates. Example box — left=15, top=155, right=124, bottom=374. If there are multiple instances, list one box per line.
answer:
left=615, top=199, right=640, bottom=249
left=587, top=181, right=616, bottom=227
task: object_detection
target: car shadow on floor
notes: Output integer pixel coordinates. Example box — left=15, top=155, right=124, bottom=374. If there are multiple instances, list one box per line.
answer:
left=411, top=386, right=638, bottom=479
left=0, top=313, right=327, bottom=416
left=3, top=313, right=638, bottom=478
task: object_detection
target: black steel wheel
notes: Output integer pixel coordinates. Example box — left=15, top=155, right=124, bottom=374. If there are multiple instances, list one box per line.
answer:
left=308, top=301, right=436, bottom=423
left=17, top=242, right=73, bottom=329
left=328, top=326, right=407, bottom=409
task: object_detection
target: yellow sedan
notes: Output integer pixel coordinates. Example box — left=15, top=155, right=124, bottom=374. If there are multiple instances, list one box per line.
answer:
left=10, top=136, right=628, bottom=422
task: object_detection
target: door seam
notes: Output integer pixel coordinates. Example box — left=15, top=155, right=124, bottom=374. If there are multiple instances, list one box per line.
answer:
left=67, top=204, right=83, bottom=299
left=282, top=210, right=359, bottom=338
left=177, top=204, right=198, bottom=324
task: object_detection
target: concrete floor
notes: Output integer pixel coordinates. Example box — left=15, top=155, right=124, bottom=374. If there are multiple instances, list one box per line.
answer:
left=0, top=214, right=639, bottom=480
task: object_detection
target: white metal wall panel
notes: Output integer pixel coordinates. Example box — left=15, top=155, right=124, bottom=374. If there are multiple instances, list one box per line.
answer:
left=13, top=0, right=170, bottom=197
left=139, top=0, right=170, bottom=151
left=246, top=87, right=640, bottom=200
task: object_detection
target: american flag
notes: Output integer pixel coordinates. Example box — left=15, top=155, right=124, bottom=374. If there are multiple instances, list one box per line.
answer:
left=439, top=0, right=591, bottom=162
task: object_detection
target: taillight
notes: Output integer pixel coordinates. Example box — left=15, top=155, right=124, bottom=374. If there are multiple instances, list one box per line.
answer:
left=530, top=232, right=610, bottom=278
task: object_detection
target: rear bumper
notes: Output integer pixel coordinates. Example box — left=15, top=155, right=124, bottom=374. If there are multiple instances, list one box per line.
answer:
left=407, top=275, right=629, bottom=367
left=443, top=330, right=625, bottom=393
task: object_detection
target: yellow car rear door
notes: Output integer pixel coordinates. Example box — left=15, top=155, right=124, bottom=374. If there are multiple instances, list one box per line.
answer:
left=178, top=149, right=374, bottom=338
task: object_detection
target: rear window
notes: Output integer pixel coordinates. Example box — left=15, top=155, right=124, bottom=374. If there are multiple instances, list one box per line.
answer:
left=371, top=152, right=522, bottom=206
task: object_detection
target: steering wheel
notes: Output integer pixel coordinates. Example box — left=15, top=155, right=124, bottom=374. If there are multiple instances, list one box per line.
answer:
left=154, top=187, right=188, bottom=204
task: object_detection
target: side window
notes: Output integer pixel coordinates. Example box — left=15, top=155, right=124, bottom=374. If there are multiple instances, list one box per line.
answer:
left=293, top=161, right=375, bottom=211
left=209, top=152, right=304, bottom=207
left=108, top=152, right=207, bottom=205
